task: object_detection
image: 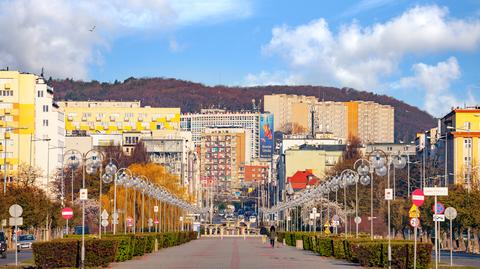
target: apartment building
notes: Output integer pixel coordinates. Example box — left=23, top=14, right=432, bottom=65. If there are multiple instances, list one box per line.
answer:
left=200, top=127, right=251, bottom=192
left=181, top=109, right=271, bottom=159
left=59, top=101, right=180, bottom=136
left=0, top=71, right=64, bottom=189
left=264, top=94, right=394, bottom=143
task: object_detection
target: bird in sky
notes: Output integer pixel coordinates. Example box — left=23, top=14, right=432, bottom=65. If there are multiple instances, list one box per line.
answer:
left=89, top=25, right=96, bottom=32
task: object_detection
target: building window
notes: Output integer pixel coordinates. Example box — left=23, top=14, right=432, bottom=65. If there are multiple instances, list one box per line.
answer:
left=37, top=90, right=44, bottom=97
left=464, top=122, right=471, bottom=130
left=42, top=105, right=49, bottom=112
left=43, top=119, right=48, bottom=126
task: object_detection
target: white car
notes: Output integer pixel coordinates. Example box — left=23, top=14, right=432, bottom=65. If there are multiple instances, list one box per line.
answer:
left=249, top=216, right=257, bottom=223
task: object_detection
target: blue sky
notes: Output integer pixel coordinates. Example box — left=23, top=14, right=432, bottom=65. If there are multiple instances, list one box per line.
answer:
left=1, top=0, right=480, bottom=116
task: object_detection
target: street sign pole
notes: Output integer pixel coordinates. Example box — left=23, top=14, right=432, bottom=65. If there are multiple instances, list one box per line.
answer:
left=445, top=207, right=457, bottom=267
left=434, top=193, right=438, bottom=269
left=450, top=218, right=453, bottom=266
left=414, top=225, right=417, bottom=269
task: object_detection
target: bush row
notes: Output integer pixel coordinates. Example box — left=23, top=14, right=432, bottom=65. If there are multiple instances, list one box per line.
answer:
left=278, top=232, right=432, bottom=269
left=32, top=231, right=197, bottom=268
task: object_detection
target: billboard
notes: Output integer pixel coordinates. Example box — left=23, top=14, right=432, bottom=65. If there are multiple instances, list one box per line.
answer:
left=259, top=114, right=274, bottom=158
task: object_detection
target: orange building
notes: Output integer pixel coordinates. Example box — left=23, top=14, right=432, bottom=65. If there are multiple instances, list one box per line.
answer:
left=243, top=164, right=269, bottom=182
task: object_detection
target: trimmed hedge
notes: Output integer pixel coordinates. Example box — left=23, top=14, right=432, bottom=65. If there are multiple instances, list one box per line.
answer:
left=277, top=232, right=432, bottom=269
left=33, top=231, right=197, bottom=268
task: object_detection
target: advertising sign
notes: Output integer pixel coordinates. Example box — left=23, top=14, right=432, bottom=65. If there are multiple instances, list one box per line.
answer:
left=259, top=114, right=274, bottom=158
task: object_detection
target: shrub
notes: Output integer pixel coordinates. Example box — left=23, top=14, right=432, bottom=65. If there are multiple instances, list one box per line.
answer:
left=84, top=238, right=119, bottom=267
left=132, top=235, right=147, bottom=256
left=33, top=239, right=79, bottom=268
left=144, top=234, right=156, bottom=253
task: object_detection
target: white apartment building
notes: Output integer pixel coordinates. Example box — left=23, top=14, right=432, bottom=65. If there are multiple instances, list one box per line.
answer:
left=181, top=109, right=267, bottom=159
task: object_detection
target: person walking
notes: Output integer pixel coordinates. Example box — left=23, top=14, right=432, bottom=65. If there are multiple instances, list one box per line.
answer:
left=269, top=225, right=276, bottom=248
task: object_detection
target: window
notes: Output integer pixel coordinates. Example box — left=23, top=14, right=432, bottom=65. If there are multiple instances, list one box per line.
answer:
left=37, top=90, right=44, bottom=97
left=43, top=119, right=48, bottom=127
left=464, top=122, right=471, bottom=130
left=42, top=105, right=49, bottom=112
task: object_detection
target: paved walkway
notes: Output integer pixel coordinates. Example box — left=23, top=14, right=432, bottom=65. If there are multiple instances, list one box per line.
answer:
left=110, top=237, right=362, bottom=269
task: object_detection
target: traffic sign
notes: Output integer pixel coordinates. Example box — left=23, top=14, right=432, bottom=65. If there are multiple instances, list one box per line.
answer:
left=312, top=207, right=317, bottom=213
left=127, top=217, right=133, bottom=227
left=424, top=187, right=448, bottom=196
left=148, top=218, right=153, bottom=227
left=9, top=217, right=23, bottom=226
left=445, top=207, right=457, bottom=220
left=179, top=216, right=184, bottom=222
left=9, top=204, right=22, bottom=218
left=154, top=206, right=159, bottom=213
left=409, top=217, right=420, bottom=228
left=101, top=209, right=109, bottom=220
left=385, top=188, right=393, bottom=200
left=433, top=202, right=445, bottom=214
left=61, top=207, right=74, bottom=220
left=324, top=221, right=330, bottom=227
left=112, top=212, right=119, bottom=220
left=412, top=189, right=425, bottom=207
left=154, top=219, right=159, bottom=224
left=354, top=216, right=362, bottom=224
left=101, top=219, right=109, bottom=227
left=433, top=214, right=445, bottom=222
left=409, top=204, right=420, bottom=218
left=79, top=189, right=88, bottom=200
left=331, top=220, right=340, bottom=227
left=333, top=215, right=339, bottom=221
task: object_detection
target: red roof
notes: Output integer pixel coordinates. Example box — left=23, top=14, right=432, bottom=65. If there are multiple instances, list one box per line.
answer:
left=287, top=170, right=319, bottom=191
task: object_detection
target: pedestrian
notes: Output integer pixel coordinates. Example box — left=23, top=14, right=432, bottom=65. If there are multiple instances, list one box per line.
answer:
left=269, top=225, right=276, bottom=248
left=260, top=225, right=268, bottom=244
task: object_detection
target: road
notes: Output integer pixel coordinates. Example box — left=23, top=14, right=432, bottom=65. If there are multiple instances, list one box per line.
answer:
left=111, top=237, right=362, bottom=269
left=0, top=249, right=33, bottom=266
left=437, top=250, right=480, bottom=268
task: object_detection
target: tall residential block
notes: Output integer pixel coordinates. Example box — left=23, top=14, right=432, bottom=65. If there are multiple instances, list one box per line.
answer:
left=0, top=71, right=64, bottom=189
left=181, top=109, right=273, bottom=159
left=200, top=127, right=251, bottom=192
left=264, top=94, right=394, bottom=143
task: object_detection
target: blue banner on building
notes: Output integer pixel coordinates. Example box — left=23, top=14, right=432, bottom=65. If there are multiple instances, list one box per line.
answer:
left=259, top=114, right=274, bottom=158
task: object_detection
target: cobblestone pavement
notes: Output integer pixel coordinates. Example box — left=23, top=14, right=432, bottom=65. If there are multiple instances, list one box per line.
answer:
left=110, top=237, right=362, bottom=269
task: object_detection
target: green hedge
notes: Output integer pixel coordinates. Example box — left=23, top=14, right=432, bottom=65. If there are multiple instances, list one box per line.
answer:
left=33, top=231, right=197, bottom=268
left=277, top=232, right=432, bottom=268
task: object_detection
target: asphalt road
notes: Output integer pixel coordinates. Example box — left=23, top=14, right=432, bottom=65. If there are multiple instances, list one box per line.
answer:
left=0, top=249, right=33, bottom=266
left=111, top=237, right=362, bottom=269
left=436, top=250, right=480, bottom=268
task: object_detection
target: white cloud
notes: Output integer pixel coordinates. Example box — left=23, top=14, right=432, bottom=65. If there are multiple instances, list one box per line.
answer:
left=341, top=0, right=396, bottom=18
left=256, top=5, right=480, bottom=91
left=397, top=57, right=460, bottom=117
left=244, top=71, right=301, bottom=86
left=0, top=0, right=252, bottom=79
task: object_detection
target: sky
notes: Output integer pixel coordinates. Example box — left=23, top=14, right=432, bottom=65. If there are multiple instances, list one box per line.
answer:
left=1, top=0, right=480, bottom=117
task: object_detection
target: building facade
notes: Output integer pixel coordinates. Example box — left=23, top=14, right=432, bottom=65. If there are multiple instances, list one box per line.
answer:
left=264, top=94, right=394, bottom=143
left=59, top=101, right=180, bottom=136
left=181, top=109, right=270, bottom=159
left=0, top=71, right=64, bottom=190
left=284, top=144, right=345, bottom=178
left=200, top=127, right=250, bottom=193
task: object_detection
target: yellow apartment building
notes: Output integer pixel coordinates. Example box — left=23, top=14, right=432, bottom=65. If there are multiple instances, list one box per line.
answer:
left=440, top=107, right=480, bottom=187
left=59, top=101, right=181, bottom=135
left=0, top=71, right=64, bottom=187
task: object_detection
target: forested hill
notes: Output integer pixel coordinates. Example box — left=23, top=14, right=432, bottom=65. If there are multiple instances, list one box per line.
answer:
left=49, top=77, right=436, bottom=142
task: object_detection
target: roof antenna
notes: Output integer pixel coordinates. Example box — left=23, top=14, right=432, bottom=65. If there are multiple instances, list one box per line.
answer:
left=41, top=67, right=44, bottom=78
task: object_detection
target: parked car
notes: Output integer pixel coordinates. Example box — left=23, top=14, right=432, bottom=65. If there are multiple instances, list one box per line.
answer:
left=74, top=225, right=90, bottom=235
left=0, top=232, right=6, bottom=258
left=249, top=216, right=257, bottom=223
left=17, top=234, right=35, bottom=251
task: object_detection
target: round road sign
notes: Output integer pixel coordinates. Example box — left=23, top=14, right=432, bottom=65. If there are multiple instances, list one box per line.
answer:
left=101, top=219, right=109, bottom=227
left=412, top=189, right=425, bottom=207
left=61, top=207, right=74, bottom=220
left=410, top=217, right=420, bottom=228
left=354, top=216, right=362, bottom=224
left=9, top=204, right=23, bottom=218
left=154, top=219, right=159, bottom=224
left=445, top=207, right=457, bottom=220
left=433, top=202, right=445, bottom=214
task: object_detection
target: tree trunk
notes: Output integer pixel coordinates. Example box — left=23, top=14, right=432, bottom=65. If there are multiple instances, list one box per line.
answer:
left=468, top=227, right=472, bottom=253
left=457, top=228, right=466, bottom=251
left=472, top=228, right=480, bottom=254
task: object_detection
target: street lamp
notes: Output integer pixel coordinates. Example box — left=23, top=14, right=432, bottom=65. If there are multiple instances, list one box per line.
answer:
left=64, top=149, right=104, bottom=269
left=2, top=126, right=27, bottom=194
left=353, top=159, right=372, bottom=238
